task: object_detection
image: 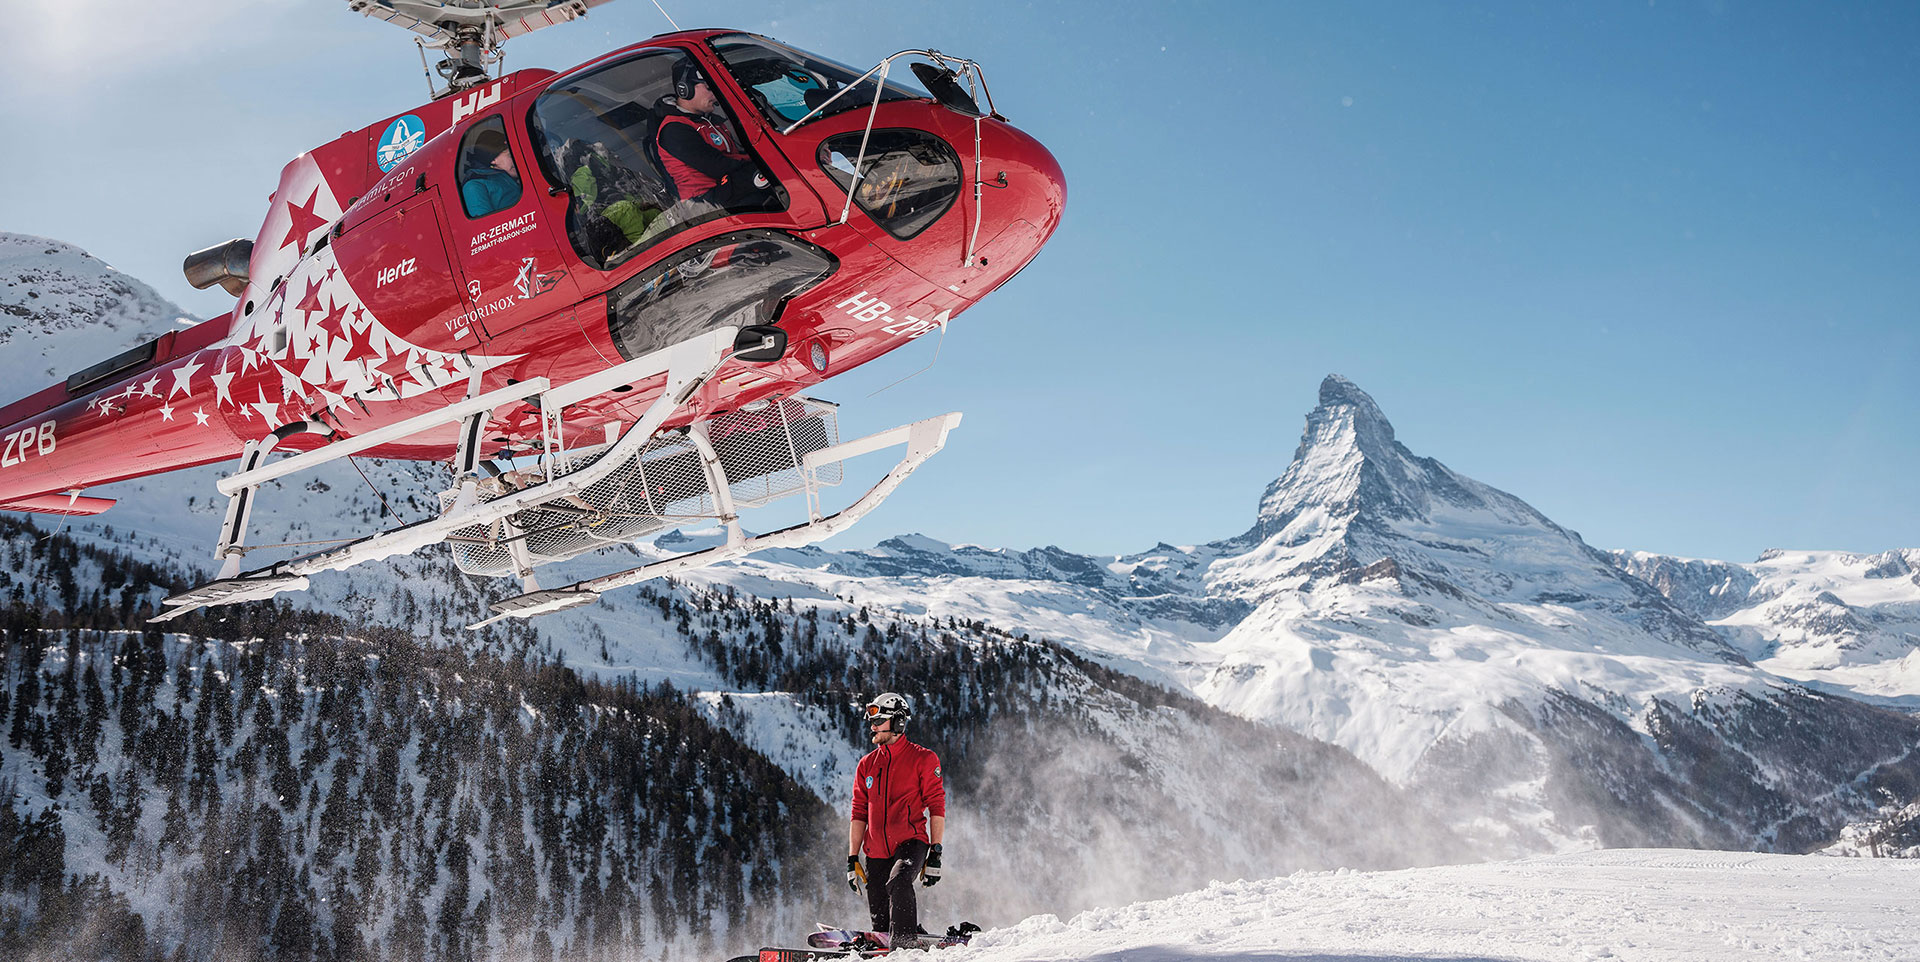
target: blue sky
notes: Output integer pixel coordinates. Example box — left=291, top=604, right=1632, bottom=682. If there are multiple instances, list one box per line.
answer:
left=2, top=1, right=1915, bottom=562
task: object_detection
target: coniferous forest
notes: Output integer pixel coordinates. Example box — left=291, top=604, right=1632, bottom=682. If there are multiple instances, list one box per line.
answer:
left=1, top=516, right=1458, bottom=962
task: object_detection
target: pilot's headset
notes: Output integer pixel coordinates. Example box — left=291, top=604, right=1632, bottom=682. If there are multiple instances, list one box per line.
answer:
left=673, top=59, right=709, bottom=101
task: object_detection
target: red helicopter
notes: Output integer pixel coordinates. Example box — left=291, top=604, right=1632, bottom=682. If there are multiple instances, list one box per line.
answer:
left=0, top=0, right=1064, bottom=627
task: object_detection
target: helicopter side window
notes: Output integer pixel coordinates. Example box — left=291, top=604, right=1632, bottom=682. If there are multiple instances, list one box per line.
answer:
left=456, top=117, right=524, bottom=219
left=818, top=130, right=963, bottom=240
left=528, top=50, right=788, bottom=271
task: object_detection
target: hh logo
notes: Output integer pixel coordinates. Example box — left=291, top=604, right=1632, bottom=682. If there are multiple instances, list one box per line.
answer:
left=451, top=83, right=504, bottom=125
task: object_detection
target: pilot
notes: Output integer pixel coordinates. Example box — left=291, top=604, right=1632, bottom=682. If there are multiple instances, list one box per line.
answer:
left=654, top=60, right=775, bottom=210
left=461, top=130, right=522, bottom=218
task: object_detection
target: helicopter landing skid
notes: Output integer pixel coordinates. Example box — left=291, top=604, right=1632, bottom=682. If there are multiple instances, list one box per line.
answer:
left=151, top=325, right=961, bottom=626
left=153, top=326, right=735, bottom=623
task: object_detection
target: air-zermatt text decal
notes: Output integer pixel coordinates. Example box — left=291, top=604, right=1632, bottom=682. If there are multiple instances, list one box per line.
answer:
left=470, top=211, right=537, bottom=255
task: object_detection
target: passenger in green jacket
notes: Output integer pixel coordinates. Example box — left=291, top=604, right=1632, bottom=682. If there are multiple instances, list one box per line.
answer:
left=565, top=142, right=663, bottom=245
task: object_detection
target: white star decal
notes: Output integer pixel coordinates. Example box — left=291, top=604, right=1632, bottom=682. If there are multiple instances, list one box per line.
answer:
left=211, top=365, right=236, bottom=407
left=251, top=388, right=280, bottom=428
left=193, top=409, right=210, bottom=426
left=170, top=356, right=204, bottom=398
left=159, top=404, right=174, bottom=422
left=140, top=375, right=161, bottom=397
left=278, top=365, right=307, bottom=401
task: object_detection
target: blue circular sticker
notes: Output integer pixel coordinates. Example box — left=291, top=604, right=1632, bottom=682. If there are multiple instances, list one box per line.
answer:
left=377, top=114, right=427, bottom=171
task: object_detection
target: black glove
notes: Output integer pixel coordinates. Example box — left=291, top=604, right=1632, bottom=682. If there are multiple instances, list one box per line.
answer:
left=847, top=856, right=865, bottom=892
left=921, top=843, right=943, bottom=887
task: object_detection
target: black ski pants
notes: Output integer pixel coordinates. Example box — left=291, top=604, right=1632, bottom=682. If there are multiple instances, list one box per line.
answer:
left=863, top=838, right=929, bottom=939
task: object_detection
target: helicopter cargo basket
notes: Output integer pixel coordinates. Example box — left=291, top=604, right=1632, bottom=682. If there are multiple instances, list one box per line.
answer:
left=441, top=396, right=842, bottom=577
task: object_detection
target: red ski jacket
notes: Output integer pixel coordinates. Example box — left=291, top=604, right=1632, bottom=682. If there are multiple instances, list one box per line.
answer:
left=655, top=112, right=751, bottom=201
left=850, top=738, right=946, bottom=859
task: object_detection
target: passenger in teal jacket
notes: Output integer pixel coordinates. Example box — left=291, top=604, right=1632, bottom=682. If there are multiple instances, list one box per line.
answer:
left=462, top=140, right=522, bottom=218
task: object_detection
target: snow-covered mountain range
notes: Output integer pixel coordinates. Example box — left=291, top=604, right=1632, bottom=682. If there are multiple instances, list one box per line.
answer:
left=5, top=232, right=1920, bottom=960
left=678, top=374, right=1920, bottom=854
left=1614, top=548, right=1920, bottom=703
left=9, top=230, right=1919, bottom=838
left=0, top=233, right=192, bottom=380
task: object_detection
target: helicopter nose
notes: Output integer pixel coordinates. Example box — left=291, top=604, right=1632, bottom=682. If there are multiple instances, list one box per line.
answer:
left=955, top=121, right=1066, bottom=295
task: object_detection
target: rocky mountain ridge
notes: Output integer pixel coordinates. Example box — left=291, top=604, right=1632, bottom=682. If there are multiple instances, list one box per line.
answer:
left=1613, top=547, right=1920, bottom=703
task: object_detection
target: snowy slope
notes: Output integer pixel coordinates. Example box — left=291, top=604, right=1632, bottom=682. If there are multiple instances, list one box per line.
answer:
left=1615, top=548, right=1920, bottom=704
left=0, top=232, right=193, bottom=382
left=960, top=849, right=1920, bottom=962
left=702, top=375, right=1773, bottom=787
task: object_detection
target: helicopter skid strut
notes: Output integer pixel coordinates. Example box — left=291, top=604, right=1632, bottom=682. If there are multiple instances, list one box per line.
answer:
left=151, top=325, right=961, bottom=625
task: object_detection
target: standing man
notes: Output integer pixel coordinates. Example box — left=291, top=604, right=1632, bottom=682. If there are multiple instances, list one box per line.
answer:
left=846, top=693, right=945, bottom=949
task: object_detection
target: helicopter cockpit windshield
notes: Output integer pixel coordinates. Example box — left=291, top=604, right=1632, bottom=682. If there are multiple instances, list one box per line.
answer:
left=529, top=49, right=788, bottom=270
left=710, top=34, right=930, bottom=128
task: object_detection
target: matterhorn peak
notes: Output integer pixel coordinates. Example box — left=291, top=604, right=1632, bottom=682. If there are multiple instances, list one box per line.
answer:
left=1315, top=374, right=1395, bottom=442
left=1231, top=376, right=1567, bottom=577
left=1244, top=375, right=1437, bottom=547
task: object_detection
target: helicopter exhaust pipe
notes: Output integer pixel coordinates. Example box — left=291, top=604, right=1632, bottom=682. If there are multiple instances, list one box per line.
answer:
left=183, top=239, right=253, bottom=297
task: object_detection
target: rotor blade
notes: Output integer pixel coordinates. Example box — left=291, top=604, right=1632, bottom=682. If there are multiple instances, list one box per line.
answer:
left=495, top=0, right=617, bottom=40
left=345, top=0, right=616, bottom=46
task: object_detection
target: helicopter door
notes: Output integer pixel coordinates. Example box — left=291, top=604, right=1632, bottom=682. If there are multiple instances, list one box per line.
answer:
left=448, top=114, right=579, bottom=336
left=333, top=187, right=487, bottom=355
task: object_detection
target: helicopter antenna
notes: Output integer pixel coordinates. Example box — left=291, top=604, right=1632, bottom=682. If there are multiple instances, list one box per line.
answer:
left=346, top=0, right=619, bottom=97
left=648, top=0, right=680, bottom=30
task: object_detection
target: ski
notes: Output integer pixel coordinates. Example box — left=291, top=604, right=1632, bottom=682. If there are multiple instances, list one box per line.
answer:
left=804, top=923, right=981, bottom=953
left=807, top=930, right=885, bottom=950
left=737, top=949, right=885, bottom=962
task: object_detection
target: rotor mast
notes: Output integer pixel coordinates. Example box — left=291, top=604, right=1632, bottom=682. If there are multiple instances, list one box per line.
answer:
left=346, top=0, right=617, bottom=96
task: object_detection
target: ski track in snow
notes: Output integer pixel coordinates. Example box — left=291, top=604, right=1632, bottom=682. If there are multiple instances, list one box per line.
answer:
left=945, top=850, right=1918, bottom=962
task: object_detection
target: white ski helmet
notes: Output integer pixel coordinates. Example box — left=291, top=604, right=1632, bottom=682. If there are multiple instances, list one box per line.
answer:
left=865, top=692, right=911, bottom=729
